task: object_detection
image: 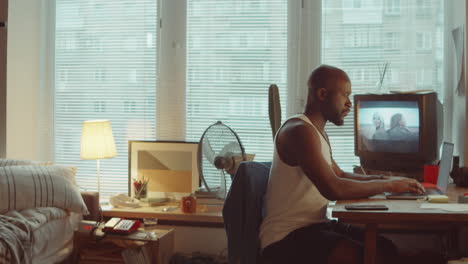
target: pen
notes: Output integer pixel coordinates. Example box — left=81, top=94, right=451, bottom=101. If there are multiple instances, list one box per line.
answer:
left=360, top=166, right=367, bottom=175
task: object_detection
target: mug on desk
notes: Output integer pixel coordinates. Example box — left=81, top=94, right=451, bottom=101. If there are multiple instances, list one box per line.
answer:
left=181, top=196, right=197, bottom=213
left=424, top=164, right=439, bottom=184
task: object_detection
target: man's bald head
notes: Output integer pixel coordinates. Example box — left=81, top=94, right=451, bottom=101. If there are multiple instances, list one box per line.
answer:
left=307, top=65, right=350, bottom=103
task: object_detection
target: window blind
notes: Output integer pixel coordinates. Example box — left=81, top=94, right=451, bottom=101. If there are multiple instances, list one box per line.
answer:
left=55, top=0, right=158, bottom=198
left=185, top=0, right=288, bottom=189
left=321, top=0, right=444, bottom=171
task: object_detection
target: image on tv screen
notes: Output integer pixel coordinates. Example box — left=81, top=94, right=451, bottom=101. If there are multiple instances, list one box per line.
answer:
left=358, top=101, right=419, bottom=153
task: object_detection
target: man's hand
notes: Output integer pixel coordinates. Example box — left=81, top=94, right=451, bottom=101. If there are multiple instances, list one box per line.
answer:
left=386, top=178, right=425, bottom=194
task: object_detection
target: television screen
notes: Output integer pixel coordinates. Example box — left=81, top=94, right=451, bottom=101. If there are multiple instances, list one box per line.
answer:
left=357, top=100, right=419, bottom=153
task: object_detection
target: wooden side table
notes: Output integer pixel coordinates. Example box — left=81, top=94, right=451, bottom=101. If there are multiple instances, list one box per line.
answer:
left=72, top=226, right=174, bottom=264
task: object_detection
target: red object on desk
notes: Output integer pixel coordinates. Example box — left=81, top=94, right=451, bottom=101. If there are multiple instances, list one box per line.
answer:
left=181, top=196, right=197, bottom=213
left=423, top=164, right=439, bottom=185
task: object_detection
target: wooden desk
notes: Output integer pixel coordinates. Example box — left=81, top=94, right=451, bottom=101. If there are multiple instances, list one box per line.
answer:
left=332, top=185, right=468, bottom=264
left=102, top=203, right=224, bottom=228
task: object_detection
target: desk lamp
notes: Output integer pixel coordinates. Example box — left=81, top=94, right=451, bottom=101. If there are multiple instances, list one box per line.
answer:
left=80, top=120, right=117, bottom=195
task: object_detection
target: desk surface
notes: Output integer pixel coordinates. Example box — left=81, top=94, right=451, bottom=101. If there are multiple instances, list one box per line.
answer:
left=102, top=203, right=224, bottom=228
left=333, top=184, right=468, bottom=224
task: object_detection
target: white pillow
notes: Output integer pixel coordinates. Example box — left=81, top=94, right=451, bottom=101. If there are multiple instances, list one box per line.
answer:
left=0, top=165, right=89, bottom=215
left=0, top=159, right=52, bottom=167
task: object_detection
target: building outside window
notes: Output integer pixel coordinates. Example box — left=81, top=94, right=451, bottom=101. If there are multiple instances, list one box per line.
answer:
left=416, top=32, right=432, bottom=50
left=384, top=0, right=400, bottom=15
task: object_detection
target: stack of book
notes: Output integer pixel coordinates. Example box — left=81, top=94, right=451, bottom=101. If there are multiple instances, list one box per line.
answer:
left=195, top=187, right=224, bottom=205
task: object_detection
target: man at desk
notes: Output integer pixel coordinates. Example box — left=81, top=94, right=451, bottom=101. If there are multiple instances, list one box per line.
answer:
left=259, top=65, right=437, bottom=264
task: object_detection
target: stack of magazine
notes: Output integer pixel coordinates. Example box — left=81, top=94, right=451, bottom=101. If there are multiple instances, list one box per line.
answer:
left=121, top=245, right=151, bottom=264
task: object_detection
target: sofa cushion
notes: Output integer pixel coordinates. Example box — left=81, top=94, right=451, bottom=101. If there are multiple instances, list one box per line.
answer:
left=0, top=165, right=89, bottom=215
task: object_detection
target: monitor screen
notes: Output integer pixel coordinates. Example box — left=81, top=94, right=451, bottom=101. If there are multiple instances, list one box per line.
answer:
left=357, top=100, right=419, bottom=153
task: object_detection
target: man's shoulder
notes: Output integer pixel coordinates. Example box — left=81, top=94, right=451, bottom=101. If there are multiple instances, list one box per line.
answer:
left=280, top=118, right=313, bottom=135
left=278, top=118, right=319, bottom=145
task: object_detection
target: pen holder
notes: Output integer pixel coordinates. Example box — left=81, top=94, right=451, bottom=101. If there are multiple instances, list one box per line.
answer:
left=134, top=185, right=147, bottom=200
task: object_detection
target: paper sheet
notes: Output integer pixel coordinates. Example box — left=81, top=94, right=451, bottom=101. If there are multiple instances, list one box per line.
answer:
left=420, top=203, right=468, bottom=212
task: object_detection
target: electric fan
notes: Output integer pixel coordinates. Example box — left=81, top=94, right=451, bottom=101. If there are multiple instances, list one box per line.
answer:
left=198, top=121, right=246, bottom=199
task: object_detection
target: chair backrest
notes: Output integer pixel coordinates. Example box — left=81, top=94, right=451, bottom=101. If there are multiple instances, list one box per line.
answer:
left=223, top=161, right=271, bottom=264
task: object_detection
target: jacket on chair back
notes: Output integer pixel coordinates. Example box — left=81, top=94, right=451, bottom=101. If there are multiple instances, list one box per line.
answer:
left=222, top=161, right=271, bottom=264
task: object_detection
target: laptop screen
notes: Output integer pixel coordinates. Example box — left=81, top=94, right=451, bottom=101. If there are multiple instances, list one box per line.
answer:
left=436, top=142, right=454, bottom=193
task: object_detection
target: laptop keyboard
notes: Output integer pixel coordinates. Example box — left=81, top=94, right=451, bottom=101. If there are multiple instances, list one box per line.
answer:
left=391, top=188, right=442, bottom=197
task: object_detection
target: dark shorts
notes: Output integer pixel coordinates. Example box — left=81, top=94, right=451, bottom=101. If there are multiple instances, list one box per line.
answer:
left=262, top=220, right=397, bottom=264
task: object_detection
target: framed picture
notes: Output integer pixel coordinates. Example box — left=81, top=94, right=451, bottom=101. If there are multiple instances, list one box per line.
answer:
left=128, top=140, right=199, bottom=198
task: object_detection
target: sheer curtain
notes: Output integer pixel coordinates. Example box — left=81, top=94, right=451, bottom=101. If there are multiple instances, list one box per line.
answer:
left=321, top=0, right=444, bottom=171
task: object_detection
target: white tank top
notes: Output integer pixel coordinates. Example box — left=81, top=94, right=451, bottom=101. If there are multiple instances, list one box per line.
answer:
left=259, top=114, right=332, bottom=250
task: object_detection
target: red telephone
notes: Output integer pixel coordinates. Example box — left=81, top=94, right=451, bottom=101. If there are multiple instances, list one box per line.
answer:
left=103, top=217, right=140, bottom=234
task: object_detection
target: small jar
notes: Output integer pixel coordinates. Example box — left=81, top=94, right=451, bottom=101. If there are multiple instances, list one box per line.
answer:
left=181, top=195, right=197, bottom=213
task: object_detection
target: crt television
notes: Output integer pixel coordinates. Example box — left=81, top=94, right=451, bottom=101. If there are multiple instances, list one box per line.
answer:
left=354, top=92, right=443, bottom=172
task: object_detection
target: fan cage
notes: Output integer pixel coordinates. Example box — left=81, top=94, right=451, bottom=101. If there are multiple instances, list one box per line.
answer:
left=197, top=121, right=246, bottom=193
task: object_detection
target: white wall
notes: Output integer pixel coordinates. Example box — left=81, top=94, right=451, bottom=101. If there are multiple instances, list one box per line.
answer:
left=6, top=0, right=53, bottom=161
left=6, top=0, right=41, bottom=159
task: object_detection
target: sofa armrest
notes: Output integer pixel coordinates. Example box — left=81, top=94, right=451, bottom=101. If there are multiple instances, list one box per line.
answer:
left=80, top=192, right=100, bottom=221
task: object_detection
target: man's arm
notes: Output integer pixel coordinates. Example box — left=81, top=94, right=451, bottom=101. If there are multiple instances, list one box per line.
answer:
left=278, top=119, right=424, bottom=201
left=331, top=160, right=386, bottom=181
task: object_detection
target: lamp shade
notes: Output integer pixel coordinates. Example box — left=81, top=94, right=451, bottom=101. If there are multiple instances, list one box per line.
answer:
left=81, top=120, right=117, bottom=160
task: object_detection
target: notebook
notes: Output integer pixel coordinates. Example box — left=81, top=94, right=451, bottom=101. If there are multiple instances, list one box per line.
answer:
left=385, top=142, right=454, bottom=200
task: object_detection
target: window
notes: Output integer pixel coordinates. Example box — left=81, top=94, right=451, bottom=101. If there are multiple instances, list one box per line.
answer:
left=54, top=0, right=287, bottom=196
left=353, top=0, right=362, bottom=9
left=344, top=0, right=362, bottom=9
left=52, top=0, right=444, bottom=194
left=416, top=68, right=433, bottom=87
left=123, top=101, right=137, bottom=113
left=94, top=68, right=105, bottom=82
left=369, top=30, right=381, bottom=47
left=185, top=0, right=288, bottom=188
left=388, top=68, right=400, bottom=84
left=384, top=32, right=400, bottom=49
left=416, top=0, right=431, bottom=17
left=55, top=0, right=158, bottom=197
left=384, top=0, right=400, bottom=15
left=416, top=32, right=432, bottom=50
left=345, top=26, right=381, bottom=48
left=322, top=0, right=444, bottom=171
left=93, top=101, right=106, bottom=112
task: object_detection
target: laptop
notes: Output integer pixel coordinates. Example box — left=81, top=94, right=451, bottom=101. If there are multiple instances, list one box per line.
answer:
left=385, top=142, right=454, bottom=200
